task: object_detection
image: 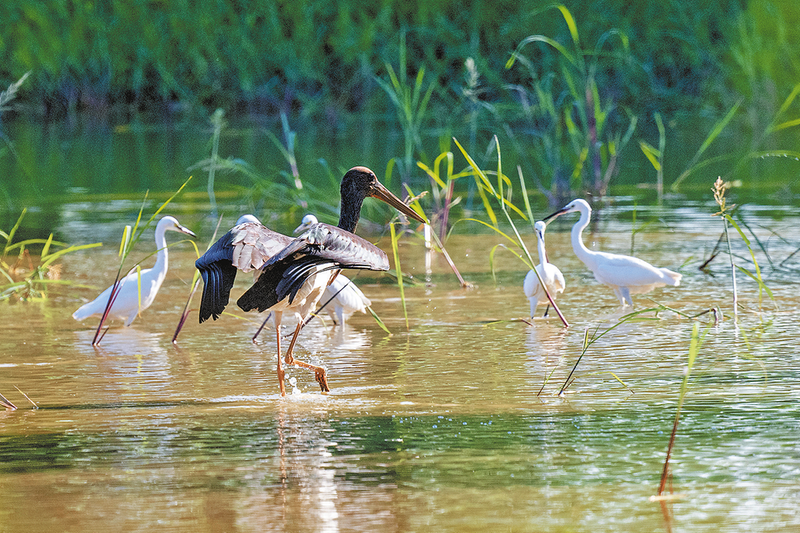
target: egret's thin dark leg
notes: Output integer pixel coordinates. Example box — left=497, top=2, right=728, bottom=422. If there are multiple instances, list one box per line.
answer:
left=283, top=322, right=330, bottom=393
left=252, top=312, right=273, bottom=343
left=543, top=304, right=551, bottom=318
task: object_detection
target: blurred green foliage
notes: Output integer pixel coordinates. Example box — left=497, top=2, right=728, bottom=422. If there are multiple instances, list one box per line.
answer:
left=2, top=0, right=792, bottom=117
left=1, top=0, right=799, bottom=197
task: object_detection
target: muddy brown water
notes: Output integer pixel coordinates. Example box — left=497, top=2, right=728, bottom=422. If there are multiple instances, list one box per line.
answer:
left=1, top=201, right=799, bottom=532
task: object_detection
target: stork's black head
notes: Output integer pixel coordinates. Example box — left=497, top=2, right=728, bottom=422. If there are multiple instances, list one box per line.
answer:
left=340, top=167, right=378, bottom=204
left=338, top=166, right=426, bottom=232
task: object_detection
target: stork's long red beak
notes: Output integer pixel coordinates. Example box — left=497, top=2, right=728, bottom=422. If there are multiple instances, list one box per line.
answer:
left=369, top=181, right=427, bottom=224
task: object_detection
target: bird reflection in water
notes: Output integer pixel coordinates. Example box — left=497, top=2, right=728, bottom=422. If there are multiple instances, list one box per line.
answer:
left=233, top=404, right=342, bottom=532
left=73, top=327, right=174, bottom=394
left=525, top=325, right=569, bottom=395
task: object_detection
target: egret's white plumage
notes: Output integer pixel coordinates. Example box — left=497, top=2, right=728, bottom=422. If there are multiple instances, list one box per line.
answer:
left=72, top=216, right=196, bottom=326
left=523, top=221, right=565, bottom=318
left=295, top=214, right=372, bottom=325
left=544, top=199, right=681, bottom=307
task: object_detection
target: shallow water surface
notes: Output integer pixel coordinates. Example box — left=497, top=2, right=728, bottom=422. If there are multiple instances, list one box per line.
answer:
left=1, top=201, right=799, bottom=532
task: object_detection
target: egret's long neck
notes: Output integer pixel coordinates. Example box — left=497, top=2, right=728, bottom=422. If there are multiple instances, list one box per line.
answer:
left=570, top=209, right=595, bottom=265
left=337, top=193, right=366, bottom=233
left=152, top=225, right=169, bottom=276
left=536, top=235, right=548, bottom=269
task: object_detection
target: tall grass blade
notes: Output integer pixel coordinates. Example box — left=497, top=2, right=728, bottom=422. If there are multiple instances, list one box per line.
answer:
left=658, top=323, right=707, bottom=495
left=173, top=216, right=222, bottom=343
left=367, top=306, right=392, bottom=335
left=724, top=214, right=775, bottom=307
left=389, top=223, right=409, bottom=331
left=14, top=385, right=37, bottom=408
left=671, top=101, right=741, bottom=191
left=558, top=307, right=665, bottom=394
left=207, top=109, right=224, bottom=217
left=517, top=167, right=536, bottom=231
left=2, top=209, right=26, bottom=256
left=118, top=225, right=131, bottom=257
left=723, top=216, right=738, bottom=320
left=0, top=391, right=16, bottom=410
left=428, top=227, right=469, bottom=288
left=0, top=71, right=30, bottom=109
left=454, top=136, right=568, bottom=327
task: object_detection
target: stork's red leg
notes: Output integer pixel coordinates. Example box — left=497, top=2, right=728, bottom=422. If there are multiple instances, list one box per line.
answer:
left=284, top=322, right=330, bottom=392
left=271, top=312, right=286, bottom=396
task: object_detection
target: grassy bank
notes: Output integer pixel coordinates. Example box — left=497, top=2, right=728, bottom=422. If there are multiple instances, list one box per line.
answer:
left=1, top=1, right=799, bottom=197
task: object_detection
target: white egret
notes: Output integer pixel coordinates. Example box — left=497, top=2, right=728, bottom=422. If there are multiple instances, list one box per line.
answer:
left=523, top=220, right=565, bottom=318
left=295, top=214, right=372, bottom=325
left=543, top=199, right=681, bottom=307
left=72, top=215, right=196, bottom=326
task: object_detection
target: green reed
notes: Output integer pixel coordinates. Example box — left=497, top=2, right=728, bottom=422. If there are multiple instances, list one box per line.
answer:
left=658, top=322, right=708, bottom=496
left=5, top=2, right=800, bottom=200
left=553, top=307, right=672, bottom=396
left=669, top=102, right=741, bottom=192
left=0, top=390, right=15, bottom=410
left=375, top=31, right=436, bottom=183
left=1, top=208, right=101, bottom=301
left=265, top=112, right=303, bottom=191
left=171, top=214, right=224, bottom=344
left=639, top=112, right=665, bottom=202
left=0, top=72, right=31, bottom=206
left=453, top=135, right=569, bottom=327
left=505, top=4, right=637, bottom=197
left=711, top=177, right=775, bottom=321
left=389, top=222, right=409, bottom=331
left=417, top=151, right=460, bottom=241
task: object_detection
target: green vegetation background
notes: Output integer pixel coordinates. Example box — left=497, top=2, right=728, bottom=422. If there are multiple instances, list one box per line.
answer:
left=1, top=0, right=799, bottom=197
left=2, top=1, right=797, bottom=116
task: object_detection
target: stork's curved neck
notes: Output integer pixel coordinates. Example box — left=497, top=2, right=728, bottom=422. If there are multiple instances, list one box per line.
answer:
left=338, top=192, right=366, bottom=233
left=570, top=208, right=595, bottom=263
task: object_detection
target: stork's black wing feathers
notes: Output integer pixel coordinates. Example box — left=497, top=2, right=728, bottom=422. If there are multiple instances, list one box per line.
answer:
left=196, top=230, right=238, bottom=322
left=237, top=223, right=388, bottom=314
left=237, top=255, right=313, bottom=312
left=276, top=257, right=341, bottom=305
left=195, top=221, right=292, bottom=323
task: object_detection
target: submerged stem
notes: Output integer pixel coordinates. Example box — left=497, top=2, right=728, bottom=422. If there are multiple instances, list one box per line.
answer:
left=722, top=216, right=738, bottom=321
left=658, top=322, right=705, bottom=495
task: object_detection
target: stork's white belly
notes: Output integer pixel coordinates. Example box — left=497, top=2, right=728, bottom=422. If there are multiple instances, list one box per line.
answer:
left=269, top=268, right=332, bottom=320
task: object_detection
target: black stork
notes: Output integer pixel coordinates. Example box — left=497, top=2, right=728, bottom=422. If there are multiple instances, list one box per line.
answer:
left=196, top=166, right=426, bottom=396
left=294, top=214, right=373, bottom=325
left=195, top=214, right=292, bottom=323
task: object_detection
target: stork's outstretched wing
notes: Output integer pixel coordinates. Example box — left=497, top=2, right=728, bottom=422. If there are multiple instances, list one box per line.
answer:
left=237, top=223, right=388, bottom=313
left=196, top=221, right=291, bottom=322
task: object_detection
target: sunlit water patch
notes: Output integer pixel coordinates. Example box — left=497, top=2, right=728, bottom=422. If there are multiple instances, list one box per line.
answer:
left=1, top=199, right=799, bottom=531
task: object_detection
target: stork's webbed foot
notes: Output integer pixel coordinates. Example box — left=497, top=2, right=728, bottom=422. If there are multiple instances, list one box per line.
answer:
left=315, top=369, right=330, bottom=393
left=285, top=353, right=330, bottom=393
